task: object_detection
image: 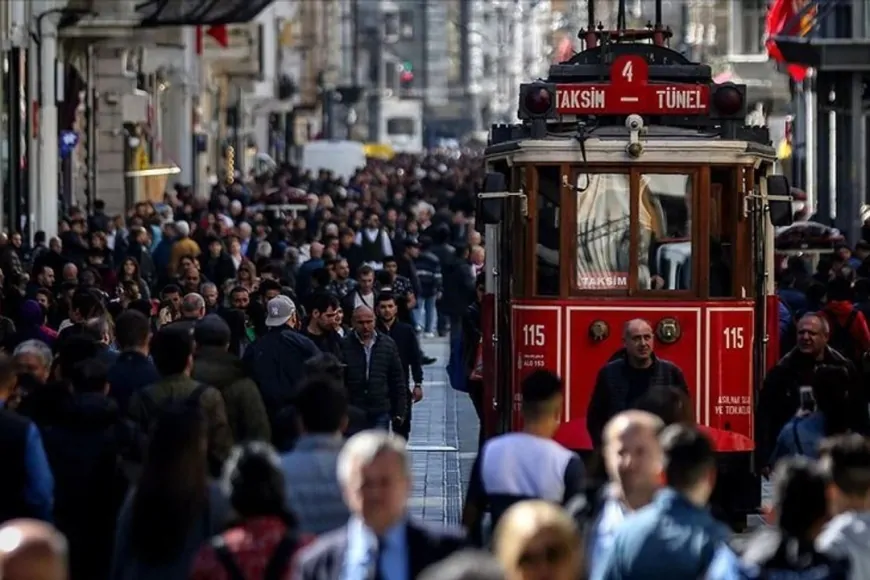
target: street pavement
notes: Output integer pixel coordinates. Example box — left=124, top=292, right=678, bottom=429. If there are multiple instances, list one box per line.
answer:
left=406, top=337, right=478, bottom=525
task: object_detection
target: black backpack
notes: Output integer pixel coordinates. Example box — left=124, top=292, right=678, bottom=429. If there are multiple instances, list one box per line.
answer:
left=137, top=384, right=214, bottom=442
left=210, top=529, right=300, bottom=580
left=825, top=309, right=860, bottom=362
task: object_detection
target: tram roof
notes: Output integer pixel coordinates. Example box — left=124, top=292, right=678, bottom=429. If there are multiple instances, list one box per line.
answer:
left=484, top=134, right=777, bottom=166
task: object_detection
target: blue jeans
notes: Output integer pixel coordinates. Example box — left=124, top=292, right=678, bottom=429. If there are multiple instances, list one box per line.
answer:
left=367, top=412, right=391, bottom=431
left=413, top=295, right=438, bottom=333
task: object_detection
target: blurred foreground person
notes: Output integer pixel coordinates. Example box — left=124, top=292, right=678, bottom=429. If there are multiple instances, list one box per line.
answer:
left=191, top=442, right=309, bottom=580
left=293, top=430, right=465, bottom=579
left=707, top=456, right=849, bottom=579
left=596, top=424, right=727, bottom=578
left=111, top=406, right=229, bottom=580
left=0, top=519, right=68, bottom=580
left=493, top=500, right=583, bottom=580
left=419, top=549, right=506, bottom=580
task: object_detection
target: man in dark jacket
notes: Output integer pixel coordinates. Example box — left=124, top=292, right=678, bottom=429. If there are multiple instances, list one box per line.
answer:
left=301, top=291, right=343, bottom=358
left=193, top=315, right=271, bottom=443
left=376, top=293, right=423, bottom=439
left=340, top=305, right=407, bottom=434
left=107, top=310, right=160, bottom=415
left=757, top=312, right=865, bottom=461
left=587, top=319, right=689, bottom=448
left=243, top=295, right=319, bottom=450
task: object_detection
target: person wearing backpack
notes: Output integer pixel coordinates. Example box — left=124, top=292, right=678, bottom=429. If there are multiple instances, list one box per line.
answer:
left=822, top=276, right=870, bottom=365
left=127, top=325, right=233, bottom=477
left=190, top=442, right=311, bottom=580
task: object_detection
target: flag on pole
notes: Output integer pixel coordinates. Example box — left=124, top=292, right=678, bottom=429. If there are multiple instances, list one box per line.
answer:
left=764, top=0, right=816, bottom=83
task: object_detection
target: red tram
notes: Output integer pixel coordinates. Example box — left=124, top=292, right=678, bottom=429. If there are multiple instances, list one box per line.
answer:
left=475, top=0, right=795, bottom=523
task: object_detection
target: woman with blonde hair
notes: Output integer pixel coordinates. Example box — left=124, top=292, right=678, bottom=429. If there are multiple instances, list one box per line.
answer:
left=493, top=500, right=584, bottom=580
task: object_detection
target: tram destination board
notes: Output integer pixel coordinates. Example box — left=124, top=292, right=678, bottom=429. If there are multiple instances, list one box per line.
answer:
left=555, top=54, right=710, bottom=116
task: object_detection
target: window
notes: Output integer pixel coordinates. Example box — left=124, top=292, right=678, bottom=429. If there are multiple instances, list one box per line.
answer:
left=638, top=174, right=693, bottom=291
left=387, top=118, right=415, bottom=136
left=740, top=0, right=767, bottom=54
left=399, top=10, right=415, bottom=39
left=575, top=173, right=630, bottom=290
left=536, top=166, right=561, bottom=296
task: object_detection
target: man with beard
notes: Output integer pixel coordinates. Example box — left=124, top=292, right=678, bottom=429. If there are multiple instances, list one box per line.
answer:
left=375, top=292, right=423, bottom=439
left=326, top=258, right=357, bottom=299
left=301, top=292, right=343, bottom=358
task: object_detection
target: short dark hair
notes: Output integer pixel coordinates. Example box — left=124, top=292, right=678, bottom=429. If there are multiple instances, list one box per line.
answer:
left=71, top=287, right=103, bottom=318
left=357, top=264, right=374, bottom=278
left=57, top=335, right=100, bottom=379
left=150, top=326, right=194, bottom=375
left=161, top=284, right=181, bottom=297
left=383, top=255, right=397, bottom=266
left=659, top=424, right=715, bottom=491
left=520, top=370, right=562, bottom=419
left=115, top=310, right=151, bottom=350
left=772, top=456, right=829, bottom=538
left=376, top=292, right=397, bottom=306
left=310, top=292, right=340, bottom=315
left=635, top=385, right=693, bottom=426
left=819, top=434, right=870, bottom=497
left=295, top=375, right=348, bottom=433
left=259, top=279, right=281, bottom=293
left=69, top=357, right=110, bottom=394
left=194, top=314, right=231, bottom=347
left=221, top=442, right=291, bottom=522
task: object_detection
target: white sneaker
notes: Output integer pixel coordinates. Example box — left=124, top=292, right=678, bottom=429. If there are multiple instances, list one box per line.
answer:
left=423, top=332, right=435, bottom=338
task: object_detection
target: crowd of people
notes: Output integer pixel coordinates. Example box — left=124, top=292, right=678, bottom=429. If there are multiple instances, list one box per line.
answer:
left=0, top=152, right=495, bottom=580
left=6, top=148, right=870, bottom=580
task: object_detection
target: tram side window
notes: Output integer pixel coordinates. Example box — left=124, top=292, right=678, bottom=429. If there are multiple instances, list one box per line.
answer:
left=536, top=166, right=561, bottom=296
left=575, top=173, right=631, bottom=290
left=710, top=168, right=736, bottom=297
left=637, top=174, right=693, bottom=291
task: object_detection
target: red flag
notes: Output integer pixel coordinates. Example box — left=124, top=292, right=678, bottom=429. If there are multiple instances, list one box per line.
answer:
left=206, top=25, right=229, bottom=48
left=765, top=0, right=813, bottom=83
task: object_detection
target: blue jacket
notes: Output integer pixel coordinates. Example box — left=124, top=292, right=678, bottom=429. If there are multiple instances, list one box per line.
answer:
left=769, top=412, right=826, bottom=465
left=107, top=351, right=161, bottom=415
left=595, top=488, right=728, bottom=580
left=413, top=251, right=442, bottom=298
left=0, top=401, right=54, bottom=522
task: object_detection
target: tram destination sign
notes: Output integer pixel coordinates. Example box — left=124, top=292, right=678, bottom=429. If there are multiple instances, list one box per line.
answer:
left=555, top=54, right=710, bottom=116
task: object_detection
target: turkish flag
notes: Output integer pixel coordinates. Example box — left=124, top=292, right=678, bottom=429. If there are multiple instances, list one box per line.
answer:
left=206, top=25, right=229, bottom=47
left=765, top=0, right=813, bottom=83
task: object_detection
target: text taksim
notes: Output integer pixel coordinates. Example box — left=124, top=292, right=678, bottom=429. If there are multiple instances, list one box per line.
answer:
left=557, top=88, right=606, bottom=111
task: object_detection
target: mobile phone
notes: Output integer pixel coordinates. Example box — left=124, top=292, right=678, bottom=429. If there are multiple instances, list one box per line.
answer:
left=799, top=386, right=815, bottom=412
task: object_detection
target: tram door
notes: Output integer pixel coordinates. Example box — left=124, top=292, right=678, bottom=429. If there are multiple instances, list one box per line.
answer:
left=479, top=164, right=529, bottom=436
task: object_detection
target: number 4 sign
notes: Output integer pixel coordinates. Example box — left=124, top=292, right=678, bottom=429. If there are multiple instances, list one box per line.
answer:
left=612, top=55, right=648, bottom=88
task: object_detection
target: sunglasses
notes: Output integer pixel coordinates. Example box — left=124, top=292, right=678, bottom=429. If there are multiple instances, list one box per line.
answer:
left=518, top=543, right=570, bottom=568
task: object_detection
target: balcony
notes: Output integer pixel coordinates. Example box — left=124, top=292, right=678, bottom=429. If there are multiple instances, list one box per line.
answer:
left=771, top=0, right=870, bottom=72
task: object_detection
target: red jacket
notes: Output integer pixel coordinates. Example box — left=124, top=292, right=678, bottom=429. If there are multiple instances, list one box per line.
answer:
left=823, top=301, right=870, bottom=356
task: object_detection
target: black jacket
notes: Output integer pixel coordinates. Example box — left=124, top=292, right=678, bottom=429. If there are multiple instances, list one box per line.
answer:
left=40, top=393, right=132, bottom=580
left=301, top=326, right=344, bottom=360
left=339, top=331, right=407, bottom=418
left=0, top=409, right=31, bottom=524
left=587, top=355, right=688, bottom=447
left=295, top=519, right=466, bottom=580
left=757, top=346, right=863, bottom=459
left=243, top=327, right=320, bottom=415
left=378, top=320, right=424, bottom=386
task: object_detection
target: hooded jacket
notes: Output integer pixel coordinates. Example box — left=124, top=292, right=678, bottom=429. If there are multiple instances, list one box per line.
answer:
left=816, top=511, right=870, bottom=580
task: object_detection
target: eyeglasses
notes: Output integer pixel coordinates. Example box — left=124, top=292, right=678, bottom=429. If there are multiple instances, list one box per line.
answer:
left=517, top=543, right=570, bottom=568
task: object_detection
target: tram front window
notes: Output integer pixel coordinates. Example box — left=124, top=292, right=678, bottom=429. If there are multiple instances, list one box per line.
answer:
left=575, top=173, right=630, bottom=290
left=637, top=174, right=693, bottom=291
left=536, top=166, right=561, bottom=296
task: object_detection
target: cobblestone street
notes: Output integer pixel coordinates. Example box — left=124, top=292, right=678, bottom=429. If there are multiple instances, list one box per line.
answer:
left=406, top=338, right=478, bottom=524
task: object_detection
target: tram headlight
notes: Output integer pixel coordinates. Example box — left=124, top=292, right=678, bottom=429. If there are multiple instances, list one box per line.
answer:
left=711, top=83, right=746, bottom=119
left=519, top=83, right=555, bottom=119
left=656, top=318, right=681, bottom=344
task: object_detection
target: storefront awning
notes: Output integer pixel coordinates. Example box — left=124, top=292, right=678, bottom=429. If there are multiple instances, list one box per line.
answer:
left=136, top=0, right=273, bottom=27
